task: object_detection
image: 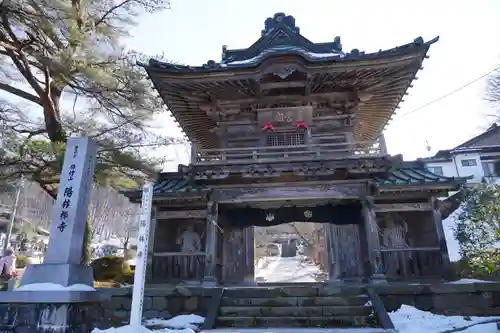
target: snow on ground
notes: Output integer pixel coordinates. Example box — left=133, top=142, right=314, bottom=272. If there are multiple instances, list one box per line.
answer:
left=15, top=283, right=95, bottom=291
left=390, top=304, right=500, bottom=333
left=145, top=314, right=205, bottom=330
left=447, top=278, right=496, bottom=284
left=443, top=206, right=462, bottom=262
left=202, top=306, right=500, bottom=332
left=255, top=256, right=320, bottom=283
left=93, top=305, right=500, bottom=332
left=92, top=257, right=500, bottom=332
left=92, top=314, right=204, bottom=333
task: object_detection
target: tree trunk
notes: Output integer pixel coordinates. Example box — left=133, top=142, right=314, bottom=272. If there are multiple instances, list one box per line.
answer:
left=42, top=88, right=66, bottom=143
left=81, top=216, right=92, bottom=265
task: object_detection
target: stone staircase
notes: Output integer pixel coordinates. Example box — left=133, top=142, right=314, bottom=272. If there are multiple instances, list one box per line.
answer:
left=215, top=285, right=381, bottom=329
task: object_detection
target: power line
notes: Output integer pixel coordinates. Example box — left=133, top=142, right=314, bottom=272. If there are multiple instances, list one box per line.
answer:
left=396, top=66, right=500, bottom=119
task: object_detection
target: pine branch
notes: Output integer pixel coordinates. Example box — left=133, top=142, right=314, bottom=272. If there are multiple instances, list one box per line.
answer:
left=0, top=82, right=42, bottom=105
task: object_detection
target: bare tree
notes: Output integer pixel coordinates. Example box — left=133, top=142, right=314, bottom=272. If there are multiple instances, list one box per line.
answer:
left=87, top=185, right=139, bottom=247
left=486, top=70, right=500, bottom=111
left=113, top=205, right=140, bottom=251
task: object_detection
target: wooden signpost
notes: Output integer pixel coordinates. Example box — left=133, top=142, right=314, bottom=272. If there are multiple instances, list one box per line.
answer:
left=130, top=182, right=154, bottom=329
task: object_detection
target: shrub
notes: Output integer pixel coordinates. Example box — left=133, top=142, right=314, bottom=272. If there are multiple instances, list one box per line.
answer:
left=121, top=271, right=134, bottom=285
left=81, top=216, right=92, bottom=265
left=15, top=255, right=29, bottom=269
left=91, top=256, right=132, bottom=282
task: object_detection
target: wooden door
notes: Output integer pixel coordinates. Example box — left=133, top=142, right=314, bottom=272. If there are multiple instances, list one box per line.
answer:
left=243, top=226, right=255, bottom=281
left=327, top=224, right=363, bottom=280
left=222, top=227, right=246, bottom=284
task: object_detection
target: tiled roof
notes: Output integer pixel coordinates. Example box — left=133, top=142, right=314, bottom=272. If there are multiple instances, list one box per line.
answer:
left=140, top=12, right=437, bottom=74
left=123, top=166, right=468, bottom=201
left=137, top=13, right=437, bottom=151
left=377, top=167, right=468, bottom=186
left=122, top=173, right=207, bottom=200
left=152, top=174, right=206, bottom=194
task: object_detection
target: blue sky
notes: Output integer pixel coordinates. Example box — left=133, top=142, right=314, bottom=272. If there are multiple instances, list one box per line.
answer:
left=126, top=0, right=500, bottom=169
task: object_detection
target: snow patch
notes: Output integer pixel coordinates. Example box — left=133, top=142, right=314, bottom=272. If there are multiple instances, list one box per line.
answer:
left=224, top=46, right=344, bottom=66
left=144, top=314, right=205, bottom=330
left=390, top=305, right=500, bottom=333
left=92, top=325, right=194, bottom=333
left=92, top=314, right=204, bottom=333
left=443, top=205, right=462, bottom=262
left=255, top=256, right=321, bottom=283
left=447, top=278, right=496, bottom=284
left=15, top=283, right=95, bottom=291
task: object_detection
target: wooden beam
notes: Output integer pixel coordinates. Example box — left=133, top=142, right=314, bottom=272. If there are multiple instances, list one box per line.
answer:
left=374, top=202, right=431, bottom=212
left=156, top=210, right=207, bottom=219
left=212, top=182, right=374, bottom=203
left=260, top=81, right=308, bottom=90
left=153, top=252, right=205, bottom=257
left=211, top=91, right=356, bottom=106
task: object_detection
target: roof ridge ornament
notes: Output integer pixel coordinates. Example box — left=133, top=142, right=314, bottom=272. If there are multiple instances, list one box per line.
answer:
left=261, top=12, right=300, bottom=36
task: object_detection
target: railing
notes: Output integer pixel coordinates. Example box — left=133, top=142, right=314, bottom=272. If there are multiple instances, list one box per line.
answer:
left=381, top=247, right=444, bottom=280
left=151, top=252, right=206, bottom=283
left=194, top=141, right=383, bottom=165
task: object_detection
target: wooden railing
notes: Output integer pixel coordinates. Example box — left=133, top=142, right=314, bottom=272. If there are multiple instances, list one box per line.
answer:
left=194, top=141, right=383, bottom=165
left=151, top=252, right=206, bottom=283
left=381, top=247, right=444, bottom=280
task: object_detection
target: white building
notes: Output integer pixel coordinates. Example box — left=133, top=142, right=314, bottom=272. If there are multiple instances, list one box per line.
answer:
left=422, top=123, right=500, bottom=184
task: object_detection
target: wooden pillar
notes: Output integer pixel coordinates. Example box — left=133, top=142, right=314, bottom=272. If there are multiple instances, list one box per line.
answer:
left=243, top=226, right=255, bottom=284
left=190, top=143, right=197, bottom=164
left=324, top=223, right=342, bottom=283
left=362, top=197, right=386, bottom=283
left=203, top=201, right=218, bottom=285
left=146, top=207, right=157, bottom=283
left=430, top=196, right=451, bottom=279
left=379, top=134, right=388, bottom=155
left=345, top=131, right=355, bottom=153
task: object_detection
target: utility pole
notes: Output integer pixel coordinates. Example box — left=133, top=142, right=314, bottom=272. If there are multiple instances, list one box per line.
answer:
left=3, top=175, right=24, bottom=253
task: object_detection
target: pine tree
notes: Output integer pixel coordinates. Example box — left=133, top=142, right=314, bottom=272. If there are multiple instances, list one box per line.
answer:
left=454, top=184, right=500, bottom=279
left=1, top=0, right=173, bottom=262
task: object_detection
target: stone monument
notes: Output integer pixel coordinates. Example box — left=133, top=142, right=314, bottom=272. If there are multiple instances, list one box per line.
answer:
left=0, top=137, right=106, bottom=333
left=20, top=137, right=97, bottom=287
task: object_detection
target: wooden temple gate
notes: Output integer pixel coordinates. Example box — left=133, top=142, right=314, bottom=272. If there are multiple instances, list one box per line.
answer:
left=126, top=12, right=466, bottom=285
left=144, top=183, right=453, bottom=285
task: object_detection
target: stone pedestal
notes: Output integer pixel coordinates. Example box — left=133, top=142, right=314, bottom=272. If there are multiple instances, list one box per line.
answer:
left=0, top=291, right=107, bottom=333
left=202, top=276, right=217, bottom=287
left=370, top=274, right=388, bottom=285
left=20, top=264, right=94, bottom=287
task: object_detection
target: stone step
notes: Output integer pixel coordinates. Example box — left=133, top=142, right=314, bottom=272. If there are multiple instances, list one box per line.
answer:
left=216, top=316, right=379, bottom=328
left=220, top=295, right=369, bottom=307
left=222, top=285, right=365, bottom=298
left=219, top=305, right=373, bottom=317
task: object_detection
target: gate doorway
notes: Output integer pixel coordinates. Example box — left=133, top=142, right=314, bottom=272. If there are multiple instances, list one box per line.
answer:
left=218, top=200, right=364, bottom=285
left=254, top=221, right=327, bottom=283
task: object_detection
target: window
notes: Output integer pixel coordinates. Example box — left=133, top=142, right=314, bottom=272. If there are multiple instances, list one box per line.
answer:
left=428, top=166, right=444, bottom=176
left=461, top=159, right=477, bottom=167
left=266, top=132, right=305, bottom=147
left=482, top=162, right=494, bottom=177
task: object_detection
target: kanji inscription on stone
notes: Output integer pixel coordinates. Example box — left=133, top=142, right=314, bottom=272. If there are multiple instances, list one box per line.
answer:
left=44, top=137, right=97, bottom=265
left=68, top=164, right=76, bottom=181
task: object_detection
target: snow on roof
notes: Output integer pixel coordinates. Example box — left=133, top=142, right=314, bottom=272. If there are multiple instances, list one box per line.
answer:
left=224, top=46, right=344, bottom=66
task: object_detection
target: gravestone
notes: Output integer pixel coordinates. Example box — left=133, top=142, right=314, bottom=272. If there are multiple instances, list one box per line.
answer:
left=20, top=137, right=97, bottom=287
